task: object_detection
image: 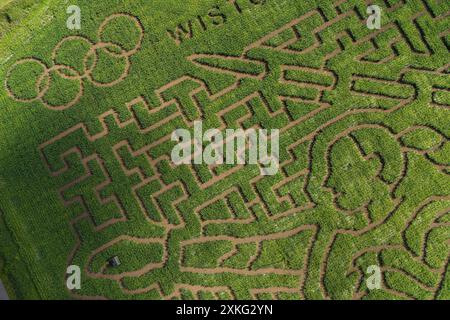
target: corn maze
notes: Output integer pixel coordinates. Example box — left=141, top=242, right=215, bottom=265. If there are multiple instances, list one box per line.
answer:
left=0, top=0, right=449, bottom=300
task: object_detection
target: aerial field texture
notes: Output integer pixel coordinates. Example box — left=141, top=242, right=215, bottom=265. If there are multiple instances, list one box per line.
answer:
left=0, top=0, right=449, bottom=300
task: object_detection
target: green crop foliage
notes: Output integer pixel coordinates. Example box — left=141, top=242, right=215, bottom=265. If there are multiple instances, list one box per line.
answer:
left=0, top=0, right=448, bottom=300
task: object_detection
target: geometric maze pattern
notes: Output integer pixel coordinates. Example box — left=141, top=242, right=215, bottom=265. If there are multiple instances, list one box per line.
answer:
left=37, top=0, right=449, bottom=299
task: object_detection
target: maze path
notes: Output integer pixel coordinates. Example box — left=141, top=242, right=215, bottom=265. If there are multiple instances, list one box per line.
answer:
left=32, top=0, right=450, bottom=299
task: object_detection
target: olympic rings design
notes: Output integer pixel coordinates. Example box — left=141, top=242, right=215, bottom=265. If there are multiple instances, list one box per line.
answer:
left=5, top=13, right=144, bottom=110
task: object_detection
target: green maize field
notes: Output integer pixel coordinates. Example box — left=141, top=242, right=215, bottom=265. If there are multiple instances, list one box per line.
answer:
left=0, top=0, right=449, bottom=300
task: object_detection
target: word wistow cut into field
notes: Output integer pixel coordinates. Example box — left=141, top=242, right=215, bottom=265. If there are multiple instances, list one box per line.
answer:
left=0, top=0, right=449, bottom=300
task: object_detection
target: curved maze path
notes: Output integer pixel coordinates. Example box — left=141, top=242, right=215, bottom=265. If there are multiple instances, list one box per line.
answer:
left=9, top=0, right=449, bottom=299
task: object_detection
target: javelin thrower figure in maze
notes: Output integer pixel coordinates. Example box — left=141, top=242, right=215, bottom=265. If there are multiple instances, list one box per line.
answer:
left=5, top=13, right=143, bottom=110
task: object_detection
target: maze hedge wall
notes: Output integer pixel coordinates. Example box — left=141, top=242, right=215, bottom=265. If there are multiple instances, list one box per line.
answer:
left=0, top=0, right=449, bottom=300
